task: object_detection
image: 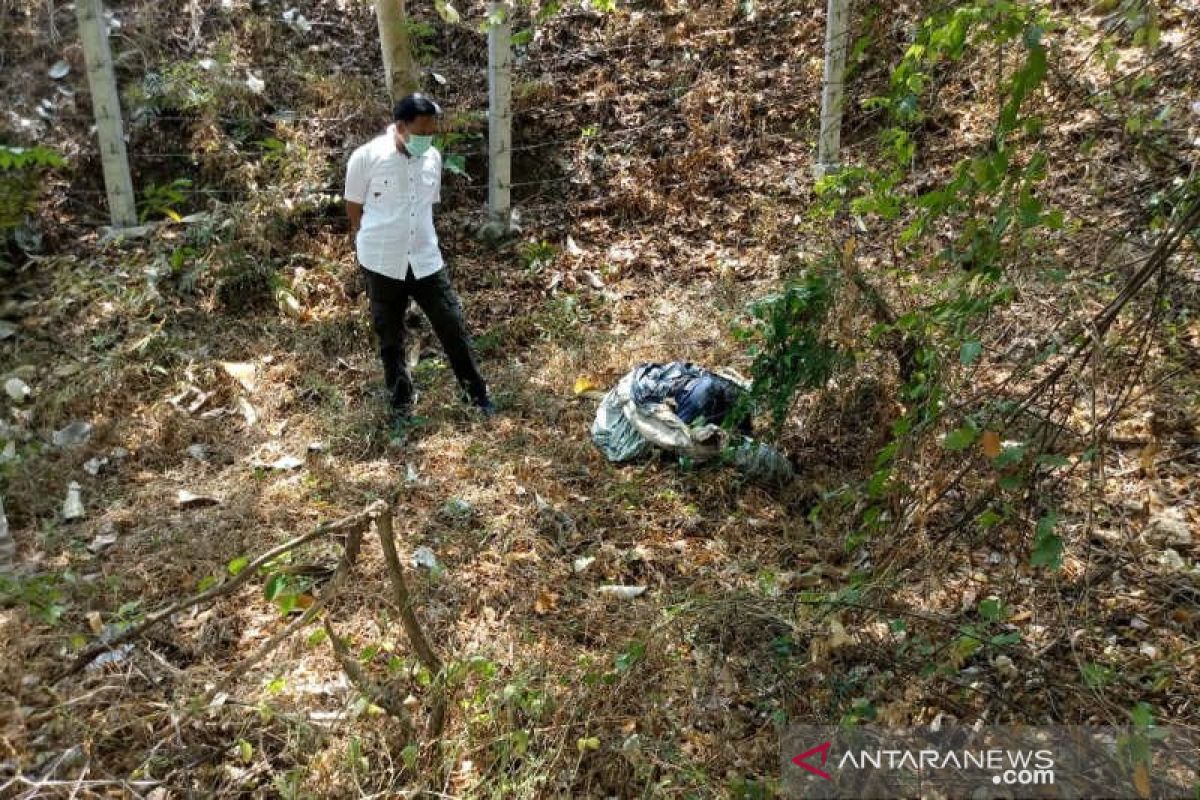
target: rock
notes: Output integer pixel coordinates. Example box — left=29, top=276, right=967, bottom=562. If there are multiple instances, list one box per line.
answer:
left=4, top=378, right=30, bottom=403
left=48, top=60, right=70, bottom=79
left=177, top=490, right=220, bottom=509
left=0, top=321, right=17, bottom=341
left=1145, top=509, right=1192, bottom=548
left=62, top=482, right=85, bottom=521
left=52, top=421, right=93, bottom=448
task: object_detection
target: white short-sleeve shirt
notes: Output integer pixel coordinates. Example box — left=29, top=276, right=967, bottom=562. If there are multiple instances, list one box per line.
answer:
left=344, top=125, right=444, bottom=280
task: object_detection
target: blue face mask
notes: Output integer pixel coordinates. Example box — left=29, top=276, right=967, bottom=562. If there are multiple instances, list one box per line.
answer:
left=406, top=134, right=434, bottom=157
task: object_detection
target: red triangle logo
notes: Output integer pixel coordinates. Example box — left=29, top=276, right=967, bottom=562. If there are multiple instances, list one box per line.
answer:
left=791, top=741, right=833, bottom=780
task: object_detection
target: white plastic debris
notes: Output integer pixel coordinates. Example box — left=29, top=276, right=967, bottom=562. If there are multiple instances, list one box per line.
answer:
left=62, top=482, right=85, bottom=521
left=48, top=60, right=71, bottom=79
left=177, top=490, right=220, bottom=509
left=83, top=456, right=109, bottom=476
left=0, top=496, right=14, bottom=574
left=572, top=555, right=595, bottom=574
left=281, top=7, right=312, bottom=33
left=87, top=530, right=118, bottom=554
left=4, top=378, right=30, bottom=403
left=411, top=546, right=440, bottom=570
left=86, top=644, right=134, bottom=671
left=269, top=455, right=303, bottom=471
left=246, top=72, right=266, bottom=94
left=52, top=421, right=93, bottom=448
left=221, top=361, right=257, bottom=392
left=596, top=585, right=647, bottom=600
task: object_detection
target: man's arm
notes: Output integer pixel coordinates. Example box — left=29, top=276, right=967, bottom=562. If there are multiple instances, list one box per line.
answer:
left=346, top=201, right=363, bottom=236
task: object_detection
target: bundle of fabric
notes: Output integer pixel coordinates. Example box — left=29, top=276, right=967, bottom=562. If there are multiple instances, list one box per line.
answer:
left=590, top=362, right=793, bottom=485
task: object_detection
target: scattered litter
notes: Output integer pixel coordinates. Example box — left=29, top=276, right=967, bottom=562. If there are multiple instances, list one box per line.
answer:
left=62, top=482, right=85, bottom=521
left=86, top=644, right=134, bottom=671
left=52, top=421, right=93, bottom=448
left=268, top=455, right=303, bottom=471
left=170, top=386, right=214, bottom=414
left=4, top=378, right=30, bottom=402
left=87, top=529, right=119, bottom=554
left=186, top=444, right=209, bottom=462
left=565, top=235, right=585, bottom=256
left=572, top=555, right=595, bottom=574
left=411, top=546, right=440, bottom=570
left=596, top=585, right=647, bottom=600
left=582, top=270, right=605, bottom=290
left=440, top=498, right=475, bottom=522
left=0, top=321, right=16, bottom=341
left=431, top=71, right=446, bottom=85
left=237, top=397, right=258, bottom=425
left=177, top=490, right=220, bottom=509
left=220, top=361, right=257, bottom=392
left=246, top=72, right=265, bottom=94
left=589, top=362, right=794, bottom=485
left=83, top=456, right=109, bottom=476
left=0, top=497, right=13, bottom=574
left=48, top=60, right=71, bottom=79
left=282, top=7, right=312, bottom=33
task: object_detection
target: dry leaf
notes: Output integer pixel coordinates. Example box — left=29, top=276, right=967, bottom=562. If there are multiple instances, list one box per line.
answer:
left=573, top=376, right=599, bottom=395
left=220, top=361, right=257, bottom=392
left=1132, top=761, right=1151, bottom=799
left=534, top=591, right=558, bottom=615
left=981, top=430, right=1002, bottom=459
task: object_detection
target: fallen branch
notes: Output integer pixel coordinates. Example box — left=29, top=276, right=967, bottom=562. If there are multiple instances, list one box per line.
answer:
left=323, top=616, right=413, bottom=737
left=57, top=503, right=385, bottom=681
left=377, top=509, right=446, bottom=738
left=219, top=503, right=380, bottom=687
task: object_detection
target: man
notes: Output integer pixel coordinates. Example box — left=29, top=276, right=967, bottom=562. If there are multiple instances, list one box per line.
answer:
left=344, top=93, right=494, bottom=432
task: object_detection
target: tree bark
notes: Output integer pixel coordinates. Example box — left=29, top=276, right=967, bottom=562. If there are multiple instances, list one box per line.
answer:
left=375, top=0, right=419, bottom=102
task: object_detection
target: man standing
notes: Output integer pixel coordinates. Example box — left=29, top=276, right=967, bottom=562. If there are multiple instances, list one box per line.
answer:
left=345, top=94, right=494, bottom=432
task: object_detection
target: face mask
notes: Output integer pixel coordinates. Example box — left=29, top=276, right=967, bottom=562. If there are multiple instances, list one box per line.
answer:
left=406, top=134, right=434, bottom=157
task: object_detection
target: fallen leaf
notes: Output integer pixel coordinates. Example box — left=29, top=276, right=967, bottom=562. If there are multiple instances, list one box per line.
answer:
left=574, top=376, right=599, bottom=395
left=534, top=591, right=558, bottom=615
left=981, top=430, right=1002, bottom=459
left=87, top=611, right=104, bottom=634
left=1133, top=761, right=1151, bottom=799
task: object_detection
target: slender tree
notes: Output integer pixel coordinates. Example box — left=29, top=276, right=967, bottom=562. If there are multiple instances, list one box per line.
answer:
left=375, top=0, right=418, bottom=101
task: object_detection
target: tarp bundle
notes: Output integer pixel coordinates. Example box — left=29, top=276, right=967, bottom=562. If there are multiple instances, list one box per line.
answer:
left=590, top=362, right=793, bottom=485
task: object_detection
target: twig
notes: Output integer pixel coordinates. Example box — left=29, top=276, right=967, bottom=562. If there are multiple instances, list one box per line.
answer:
left=377, top=509, right=447, bottom=739
left=322, top=617, right=414, bottom=738
left=218, top=504, right=379, bottom=687
left=57, top=504, right=384, bottom=681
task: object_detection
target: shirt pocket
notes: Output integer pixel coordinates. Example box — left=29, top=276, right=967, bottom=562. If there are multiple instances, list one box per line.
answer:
left=367, top=169, right=402, bottom=208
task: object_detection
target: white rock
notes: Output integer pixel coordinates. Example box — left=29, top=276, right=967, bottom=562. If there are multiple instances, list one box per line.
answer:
left=62, top=482, right=85, bottom=521
left=4, top=378, right=30, bottom=403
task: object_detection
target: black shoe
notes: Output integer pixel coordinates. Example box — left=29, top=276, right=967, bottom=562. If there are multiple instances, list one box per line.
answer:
left=476, top=399, right=497, bottom=419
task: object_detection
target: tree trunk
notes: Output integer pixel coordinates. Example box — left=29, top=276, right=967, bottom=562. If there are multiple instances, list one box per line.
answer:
left=375, top=0, right=418, bottom=102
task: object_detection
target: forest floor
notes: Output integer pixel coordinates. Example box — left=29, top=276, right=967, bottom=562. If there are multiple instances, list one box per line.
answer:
left=1, top=0, right=1198, bottom=797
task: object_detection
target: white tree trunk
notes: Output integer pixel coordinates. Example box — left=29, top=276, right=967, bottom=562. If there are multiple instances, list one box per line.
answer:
left=487, top=2, right=512, bottom=225
left=76, top=0, right=136, bottom=227
left=815, top=0, right=851, bottom=178
left=375, top=0, right=418, bottom=102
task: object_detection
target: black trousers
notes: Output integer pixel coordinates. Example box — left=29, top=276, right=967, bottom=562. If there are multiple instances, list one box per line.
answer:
left=362, top=266, right=488, bottom=411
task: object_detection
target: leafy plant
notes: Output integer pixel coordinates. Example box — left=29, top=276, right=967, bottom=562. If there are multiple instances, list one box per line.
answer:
left=139, top=178, right=193, bottom=222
